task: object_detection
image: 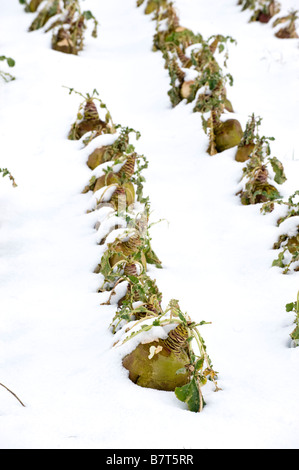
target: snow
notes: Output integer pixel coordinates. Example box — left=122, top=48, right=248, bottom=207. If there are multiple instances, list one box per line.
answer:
left=1, top=0, right=299, bottom=449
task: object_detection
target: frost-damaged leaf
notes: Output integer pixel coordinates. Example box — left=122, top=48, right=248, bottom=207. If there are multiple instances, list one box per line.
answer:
left=272, top=251, right=286, bottom=268
left=144, top=244, right=162, bottom=269
left=178, top=310, right=187, bottom=325
left=286, top=302, right=296, bottom=313
left=83, top=10, right=94, bottom=20
left=6, top=58, right=15, bottom=68
left=269, top=157, right=287, bottom=185
left=194, top=356, right=205, bottom=371
left=175, top=377, right=202, bottom=412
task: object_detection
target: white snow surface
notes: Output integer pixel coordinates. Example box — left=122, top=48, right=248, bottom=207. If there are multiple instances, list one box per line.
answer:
left=1, top=0, right=299, bottom=449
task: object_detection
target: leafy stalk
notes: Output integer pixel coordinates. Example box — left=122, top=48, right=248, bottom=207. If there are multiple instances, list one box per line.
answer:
left=286, top=291, right=299, bottom=346
left=0, top=55, right=16, bottom=82
left=0, top=168, right=17, bottom=187
left=237, top=114, right=286, bottom=207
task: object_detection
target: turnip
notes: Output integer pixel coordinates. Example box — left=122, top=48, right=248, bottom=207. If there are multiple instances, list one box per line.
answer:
left=274, top=10, right=299, bottom=38
left=66, top=88, right=116, bottom=141
left=122, top=337, right=190, bottom=391
left=250, top=0, right=281, bottom=23
left=117, top=300, right=220, bottom=412
left=87, top=146, right=111, bottom=170
left=214, top=119, right=243, bottom=152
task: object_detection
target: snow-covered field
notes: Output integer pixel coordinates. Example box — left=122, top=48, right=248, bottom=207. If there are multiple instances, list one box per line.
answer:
left=1, top=0, right=299, bottom=449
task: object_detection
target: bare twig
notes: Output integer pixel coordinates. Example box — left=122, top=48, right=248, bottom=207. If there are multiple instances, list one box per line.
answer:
left=0, top=382, right=26, bottom=407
